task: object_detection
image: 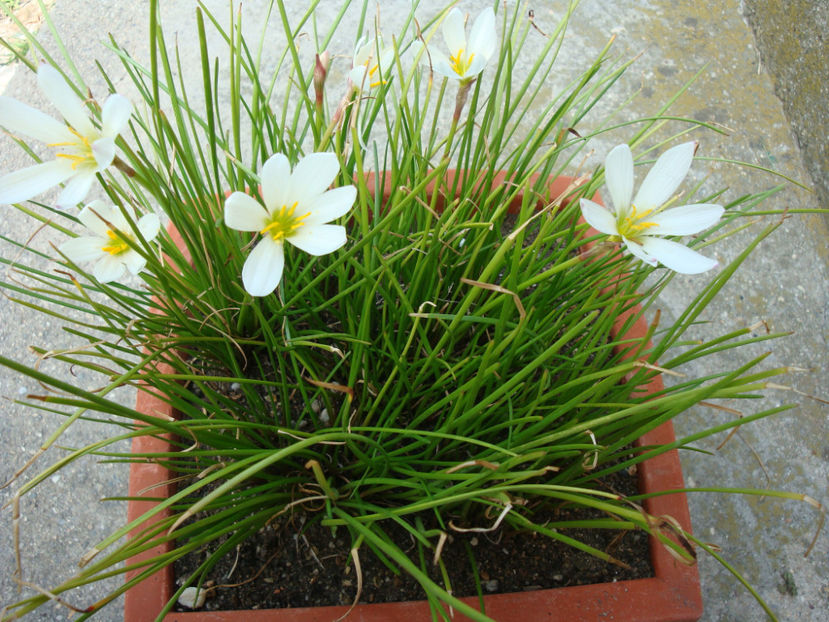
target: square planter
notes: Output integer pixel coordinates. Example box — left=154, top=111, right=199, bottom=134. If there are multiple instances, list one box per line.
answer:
left=124, top=174, right=703, bottom=622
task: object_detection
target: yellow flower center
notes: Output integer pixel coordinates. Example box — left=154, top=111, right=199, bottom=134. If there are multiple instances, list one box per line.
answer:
left=261, top=201, right=310, bottom=241
left=449, top=48, right=475, bottom=76
left=100, top=229, right=131, bottom=255
left=617, top=205, right=657, bottom=239
left=49, top=127, right=96, bottom=170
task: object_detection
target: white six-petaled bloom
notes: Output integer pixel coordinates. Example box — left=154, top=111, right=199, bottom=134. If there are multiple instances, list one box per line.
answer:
left=428, top=7, right=496, bottom=82
left=349, top=36, right=394, bottom=91
left=0, top=64, right=132, bottom=209
left=579, top=142, right=724, bottom=274
left=224, top=152, right=356, bottom=297
left=60, top=200, right=160, bottom=283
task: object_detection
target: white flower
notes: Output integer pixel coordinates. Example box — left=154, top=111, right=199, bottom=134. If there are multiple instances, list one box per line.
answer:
left=349, top=36, right=394, bottom=91
left=580, top=142, right=724, bottom=274
left=224, top=152, right=356, bottom=297
left=428, top=7, right=497, bottom=82
left=60, top=200, right=160, bottom=283
left=0, top=64, right=132, bottom=209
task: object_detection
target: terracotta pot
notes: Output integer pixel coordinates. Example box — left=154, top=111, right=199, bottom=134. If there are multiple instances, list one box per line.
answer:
left=124, top=173, right=702, bottom=622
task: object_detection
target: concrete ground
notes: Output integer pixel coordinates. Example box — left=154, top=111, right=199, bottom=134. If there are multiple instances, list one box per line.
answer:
left=743, top=0, right=829, bottom=225
left=0, top=1, right=826, bottom=621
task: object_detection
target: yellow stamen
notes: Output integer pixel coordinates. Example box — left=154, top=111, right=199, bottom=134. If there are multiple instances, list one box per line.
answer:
left=100, top=230, right=130, bottom=255
left=260, top=201, right=310, bottom=241
left=364, top=62, right=388, bottom=88
left=367, top=63, right=382, bottom=88
left=48, top=127, right=95, bottom=170
left=55, top=153, right=89, bottom=169
left=449, top=49, right=475, bottom=76
left=618, top=205, right=657, bottom=239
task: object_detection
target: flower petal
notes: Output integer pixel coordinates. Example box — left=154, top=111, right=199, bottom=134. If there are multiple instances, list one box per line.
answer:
left=579, top=198, right=619, bottom=236
left=0, top=159, right=74, bottom=205
left=352, top=36, right=371, bottom=66
left=123, top=250, right=147, bottom=275
left=442, top=8, right=467, bottom=58
left=0, top=96, right=73, bottom=144
left=640, top=236, right=718, bottom=274
left=467, top=7, right=496, bottom=64
left=94, top=254, right=127, bottom=283
left=92, top=136, right=116, bottom=170
left=633, top=141, right=696, bottom=211
left=349, top=64, right=370, bottom=88
left=304, top=186, right=356, bottom=226
left=56, top=170, right=96, bottom=209
left=290, top=152, right=340, bottom=206
left=225, top=192, right=268, bottom=232
left=349, top=37, right=387, bottom=90
left=464, top=54, right=488, bottom=78
left=623, top=236, right=659, bottom=267
left=137, top=213, right=161, bottom=241
left=429, top=51, right=456, bottom=79
left=105, top=205, right=130, bottom=231
left=242, top=237, right=284, bottom=297
left=604, top=143, right=634, bottom=215
left=78, top=201, right=114, bottom=236
left=378, top=48, right=395, bottom=72
left=60, top=236, right=105, bottom=264
left=37, top=64, right=93, bottom=136
left=648, top=203, right=724, bottom=236
left=100, top=94, right=132, bottom=137
left=287, top=223, right=347, bottom=256
left=261, top=153, right=292, bottom=211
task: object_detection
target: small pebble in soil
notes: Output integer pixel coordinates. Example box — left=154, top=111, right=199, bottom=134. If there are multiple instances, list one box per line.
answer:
left=177, top=587, right=206, bottom=609
left=319, top=409, right=330, bottom=424
left=483, top=579, right=499, bottom=592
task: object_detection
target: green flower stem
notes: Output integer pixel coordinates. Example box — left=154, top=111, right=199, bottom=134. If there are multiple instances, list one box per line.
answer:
left=304, top=459, right=339, bottom=501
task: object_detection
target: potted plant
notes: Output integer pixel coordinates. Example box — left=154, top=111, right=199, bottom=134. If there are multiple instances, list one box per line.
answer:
left=0, top=1, right=819, bottom=621
left=119, top=171, right=707, bottom=622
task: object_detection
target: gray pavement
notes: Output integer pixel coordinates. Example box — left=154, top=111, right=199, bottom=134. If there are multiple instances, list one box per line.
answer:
left=743, top=0, right=829, bottom=224
left=0, top=1, right=827, bottom=621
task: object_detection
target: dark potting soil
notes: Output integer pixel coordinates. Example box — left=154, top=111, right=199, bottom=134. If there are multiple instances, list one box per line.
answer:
left=172, top=466, right=653, bottom=612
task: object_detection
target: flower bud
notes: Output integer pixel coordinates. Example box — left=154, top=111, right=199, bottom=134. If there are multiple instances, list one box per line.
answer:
left=314, top=50, right=331, bottom=106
